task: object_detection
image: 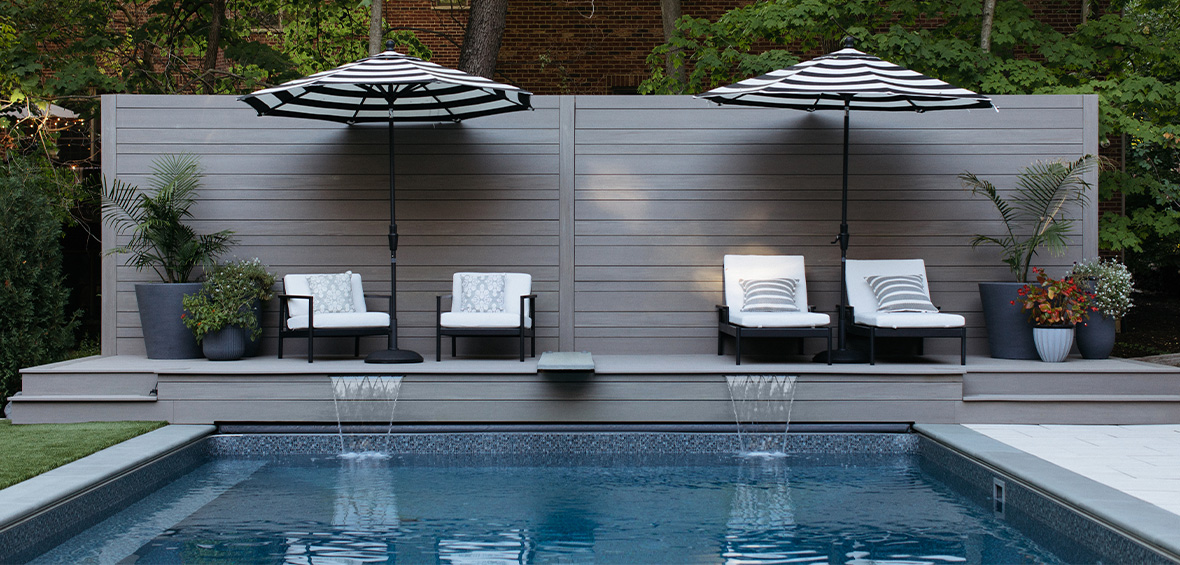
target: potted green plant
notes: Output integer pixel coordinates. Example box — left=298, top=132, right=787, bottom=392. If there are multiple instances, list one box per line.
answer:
left=1069, top=258, right=1134, bottom=359
left=960, top=155, right=1095, bottom=359
left=1018, top=268, right=1092, bottom=362
left=181, top=259, right=276, bottom=361
left=102, top=154, right=236, bottom=358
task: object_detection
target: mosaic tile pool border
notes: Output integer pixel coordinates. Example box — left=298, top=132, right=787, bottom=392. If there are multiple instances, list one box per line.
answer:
left=206, top=431, right=919, bottom=456
left=919, top=435, right=1174, bottom=564
left=0, top=439, right=208, bottom=564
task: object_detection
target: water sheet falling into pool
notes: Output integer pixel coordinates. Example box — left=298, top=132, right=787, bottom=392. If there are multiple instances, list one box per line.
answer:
left=329, top=375, right=404, bottom=457
left=725, top=375, right=798, bottom=455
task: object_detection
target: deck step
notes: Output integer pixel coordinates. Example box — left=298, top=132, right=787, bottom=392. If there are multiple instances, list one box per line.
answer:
left=537, top=351, right=595, bottom=373
left=11, top=394, right=158, bottom=403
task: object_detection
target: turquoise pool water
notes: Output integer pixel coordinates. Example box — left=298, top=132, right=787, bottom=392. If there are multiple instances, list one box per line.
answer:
left=35, top=452, right=1077, bottom=564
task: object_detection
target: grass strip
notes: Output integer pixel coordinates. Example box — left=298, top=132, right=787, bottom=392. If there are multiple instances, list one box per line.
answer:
left=0, top=419, right=167, bottom=490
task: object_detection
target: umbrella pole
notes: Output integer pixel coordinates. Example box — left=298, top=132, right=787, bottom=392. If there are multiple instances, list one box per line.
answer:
left=367, top=120, right=424, bottom=363
left=815, top=98, right=867, bottom=364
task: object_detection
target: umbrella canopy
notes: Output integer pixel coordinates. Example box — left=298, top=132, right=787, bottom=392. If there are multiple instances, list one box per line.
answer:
left=699, top=37, right=995, bottom=363
left=241, top=41, right=532, bottom=363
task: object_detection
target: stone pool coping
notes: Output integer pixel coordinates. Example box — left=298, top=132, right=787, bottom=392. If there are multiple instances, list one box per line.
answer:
left=0, top=424, right=214, bottom=531
left=916, top=424, right=1180, bottom=561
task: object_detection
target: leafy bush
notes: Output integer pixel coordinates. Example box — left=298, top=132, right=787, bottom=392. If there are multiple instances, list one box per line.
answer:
left=0, top=157, right=78, bottom=401
left=182, top=259, right=276, bottom=343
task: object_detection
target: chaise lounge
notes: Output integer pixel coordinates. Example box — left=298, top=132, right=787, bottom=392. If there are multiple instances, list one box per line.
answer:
left=717, top=254, right=832, bottom=365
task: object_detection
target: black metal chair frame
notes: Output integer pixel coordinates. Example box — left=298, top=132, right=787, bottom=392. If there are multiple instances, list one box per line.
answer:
left=717, top=305, right=833, bottom=366
left=278, top=294, right=392, bottom=363
left=843, top=305, right=967, bottom=365
left=436, top=294, right=537, bottom=362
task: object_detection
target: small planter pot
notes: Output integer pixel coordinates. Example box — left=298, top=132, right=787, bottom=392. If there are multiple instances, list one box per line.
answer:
left=1033, top=326, right=1074, bottom=363
left=202, top=326, right=247, bottom=361
left=1075, top=313, right=1117, bottom=360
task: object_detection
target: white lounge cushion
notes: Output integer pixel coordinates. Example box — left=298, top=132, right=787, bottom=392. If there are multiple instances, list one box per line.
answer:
left=728, top=310, right=830, bottom=329
left=285, top=273, right=368, bottom=317
left=855, top=311, right=965, bottom=329
left=287, top=312, right=389, bottom=330
left=440, top=312, right=533, bottom=329
left=723, top=255, right=814, bottom=313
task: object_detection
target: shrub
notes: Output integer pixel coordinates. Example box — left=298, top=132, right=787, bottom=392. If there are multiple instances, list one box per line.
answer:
left=182, top=259, right=276, bottom=343
left=0, top=158, right=78, bottom=401
left=1069, top=258, right=1135, bottom=318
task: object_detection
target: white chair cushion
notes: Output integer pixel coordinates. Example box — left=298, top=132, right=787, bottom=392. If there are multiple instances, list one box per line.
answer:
left=728, top=311, right=830, bottom=329
left=287, top=312, right=389, bottom=330
left=855, top=311, right=965, bottom=329
left=285, top=273, right=368, bottom=317
left=723, top=255, right=811, bottom=312
left=440, top=312, right=533, bottom=329
left=451, top=273, right=532, bottom=315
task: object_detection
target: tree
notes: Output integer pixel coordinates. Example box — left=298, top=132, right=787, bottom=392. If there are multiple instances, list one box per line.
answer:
left=458, top=0, right=509, bottom=79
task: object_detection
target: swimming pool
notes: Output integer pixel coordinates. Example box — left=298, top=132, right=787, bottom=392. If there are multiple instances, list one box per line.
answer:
left=8, top=430, right=1173, bottom=564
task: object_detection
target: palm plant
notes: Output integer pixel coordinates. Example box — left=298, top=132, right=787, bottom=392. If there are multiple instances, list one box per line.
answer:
left=960, top=155, right=1095, bottom=282
left=102, top=154, right=236, bottom=283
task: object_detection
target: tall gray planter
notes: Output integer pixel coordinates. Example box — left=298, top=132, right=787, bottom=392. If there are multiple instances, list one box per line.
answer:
left=978, top=282, right=1038, bottom=360
left=135, top=283, right=203, bottom=359
left=1076, top=313, right=1116, bottom=359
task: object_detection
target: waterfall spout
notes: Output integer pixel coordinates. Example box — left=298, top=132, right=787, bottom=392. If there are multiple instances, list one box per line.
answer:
left=725, top=375, right=799, bottom=455
left=329, top=376, right=404, bottom=457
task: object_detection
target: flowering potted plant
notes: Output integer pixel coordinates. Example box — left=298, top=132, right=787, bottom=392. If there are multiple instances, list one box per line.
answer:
left=1068, top=259, right=1134, bottom=359
left=182, top=259, right=276, bottom=360
left=1018, top=268, right=1093, bottom=362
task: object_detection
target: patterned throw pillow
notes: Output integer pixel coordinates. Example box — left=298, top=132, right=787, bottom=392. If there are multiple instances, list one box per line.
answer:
left=739, top=278, right=799, bottom=312
left=306, top=272, right=356, bottom=314
left=459, top=273, right=507, bottom=313
left=865, top=274, right=938, bottom=313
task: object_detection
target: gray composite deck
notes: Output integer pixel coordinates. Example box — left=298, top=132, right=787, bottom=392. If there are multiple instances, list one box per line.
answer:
left=11, top=354, right=1178, bottom=425
left=101, top=94, right=1099, bottom=360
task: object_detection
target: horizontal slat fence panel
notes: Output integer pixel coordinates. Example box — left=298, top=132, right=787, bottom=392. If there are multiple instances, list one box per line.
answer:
left=106, top=94, right=1093, bottom=358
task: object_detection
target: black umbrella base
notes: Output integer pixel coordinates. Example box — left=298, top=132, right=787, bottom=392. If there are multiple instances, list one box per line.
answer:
left=365, top=348, right=424, bottom=364
left=813, top=348, right=869, bottom=364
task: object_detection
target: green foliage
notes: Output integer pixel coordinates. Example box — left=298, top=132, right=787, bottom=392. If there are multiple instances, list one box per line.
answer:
left=101, top=154, right=236, bottom=283
left=961, top=156, right=1095, bottom=282
left=0, top=420, right=166, bottom=489
left=641, top=0, right=1180, bottom=270
left=182, top=258, right=276, bottom=343
left=1069, top=258, right=1135, bottom=318
left=0, top=156, right=79, bottom=403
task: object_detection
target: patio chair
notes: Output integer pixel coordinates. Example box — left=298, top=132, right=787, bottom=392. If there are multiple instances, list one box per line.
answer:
left=436, top=272, right=536, bottom=362
left=844, top=259, right=967, bottom=365
left=278, top=272, right=391, bottom=363
left=717, top=255, right=832, bottom=365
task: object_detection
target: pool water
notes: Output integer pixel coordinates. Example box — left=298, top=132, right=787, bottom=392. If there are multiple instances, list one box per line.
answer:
left=37, top=453, right=1070, bottom=564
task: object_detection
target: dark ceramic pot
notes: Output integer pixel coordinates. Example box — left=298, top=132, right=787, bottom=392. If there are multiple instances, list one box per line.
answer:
left=136, top=283, right=203, bottom=359
left=1075, top=313, right=1116, bottom=360
left=978, top=282, right=1038, bottom=360
left=202, top=325, right=246, bottom=361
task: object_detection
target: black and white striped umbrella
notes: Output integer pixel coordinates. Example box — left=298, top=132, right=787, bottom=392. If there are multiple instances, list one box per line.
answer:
left=699, top=37, right=995, bottom=364
left=240, top=47, right=531, bottom=123
left=240, top=42, right=533, bottom=364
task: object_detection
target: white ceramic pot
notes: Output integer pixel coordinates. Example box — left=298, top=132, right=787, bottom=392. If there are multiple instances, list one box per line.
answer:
left=1033, top=326, right=1074, bottom=363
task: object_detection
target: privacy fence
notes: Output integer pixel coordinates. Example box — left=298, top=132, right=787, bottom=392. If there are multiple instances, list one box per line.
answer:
left=102, top=94, right=1098, bottom=358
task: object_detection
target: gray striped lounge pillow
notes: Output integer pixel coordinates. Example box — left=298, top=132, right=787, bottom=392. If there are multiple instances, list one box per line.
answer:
left=864, top=274, right=938, bottom=313
left=738, top=278, right=799, bottom=312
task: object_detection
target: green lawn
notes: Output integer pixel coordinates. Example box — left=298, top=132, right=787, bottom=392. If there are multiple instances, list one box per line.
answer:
left=0, top=419, right=167, bottom=490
